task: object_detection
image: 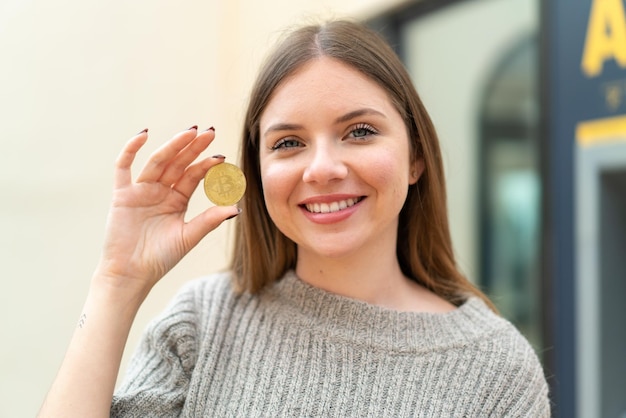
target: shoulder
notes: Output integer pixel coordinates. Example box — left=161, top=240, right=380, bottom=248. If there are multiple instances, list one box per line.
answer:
left=455, top=298, right=544, bottom=376
left=454, top=298, right=551, bottom=416
left=115, top=272, right=238, bottom=388
left=173, top=270, right=235, bottom=304
left=138, top=271, right=237, bottom=356
left=143, top=271, right=235, bottom=326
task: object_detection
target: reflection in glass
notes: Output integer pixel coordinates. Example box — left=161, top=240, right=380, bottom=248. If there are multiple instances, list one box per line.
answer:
left=479, top=35, right=543, bottom=351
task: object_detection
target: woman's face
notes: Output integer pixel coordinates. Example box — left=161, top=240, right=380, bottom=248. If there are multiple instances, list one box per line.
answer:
left=259, top=57, right=422, bottom=261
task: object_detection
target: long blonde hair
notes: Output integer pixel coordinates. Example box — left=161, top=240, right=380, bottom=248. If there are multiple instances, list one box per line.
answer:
left=230, top=20, right=495, bottom=311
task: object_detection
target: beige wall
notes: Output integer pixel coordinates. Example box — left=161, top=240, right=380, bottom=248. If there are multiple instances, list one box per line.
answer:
left=0, top=0, right=405, bottom=416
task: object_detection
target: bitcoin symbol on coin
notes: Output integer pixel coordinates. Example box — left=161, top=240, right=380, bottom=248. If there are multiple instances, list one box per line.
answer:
left=203, top=162, right=246, bottom=206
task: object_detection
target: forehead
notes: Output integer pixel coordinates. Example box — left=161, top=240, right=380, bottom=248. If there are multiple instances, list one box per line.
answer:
left=260, top=57, right=398, bottom=124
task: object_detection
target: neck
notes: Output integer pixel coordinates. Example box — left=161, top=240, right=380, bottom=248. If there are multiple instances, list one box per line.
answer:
left=294, top=234, right=413, bottom=310
left=294, top=230, right=456, bottom=313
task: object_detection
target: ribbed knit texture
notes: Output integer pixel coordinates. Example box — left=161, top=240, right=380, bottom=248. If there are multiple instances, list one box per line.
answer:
left=111, top=271, right=550, bottom=417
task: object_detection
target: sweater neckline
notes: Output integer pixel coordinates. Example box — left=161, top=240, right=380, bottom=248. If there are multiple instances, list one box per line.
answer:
left=266, top=270, right=505, bottom=352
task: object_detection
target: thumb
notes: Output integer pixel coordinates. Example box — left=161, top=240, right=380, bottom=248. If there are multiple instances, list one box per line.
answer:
left=182, top=205, right=241, bottom=250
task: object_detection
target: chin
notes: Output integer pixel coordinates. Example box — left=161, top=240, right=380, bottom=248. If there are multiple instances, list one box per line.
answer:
left=299, top=242, right=360, bottom=261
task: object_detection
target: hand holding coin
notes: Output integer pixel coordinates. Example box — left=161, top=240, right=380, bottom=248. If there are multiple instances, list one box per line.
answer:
left=203, top=162, right=246, bottom=206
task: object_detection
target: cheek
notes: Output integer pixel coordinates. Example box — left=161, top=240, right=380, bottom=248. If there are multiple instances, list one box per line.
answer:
left=366, top=153, right=407, bottom=181
left=260, top=162, right=297, bottom=215
left=364, top=154, right=411, bottom=201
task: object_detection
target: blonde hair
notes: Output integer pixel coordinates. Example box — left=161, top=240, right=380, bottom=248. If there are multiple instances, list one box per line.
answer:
left=230, top=20, right=495, bottom=311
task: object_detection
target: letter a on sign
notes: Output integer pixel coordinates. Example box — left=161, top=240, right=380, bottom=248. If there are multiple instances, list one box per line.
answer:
left=581, top=0, right=626, bottom=77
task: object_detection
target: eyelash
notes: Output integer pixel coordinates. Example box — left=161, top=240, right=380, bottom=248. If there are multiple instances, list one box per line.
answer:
left=348, top=123, right=378, bottom=139
left=270, top=138, right=302, bottom=151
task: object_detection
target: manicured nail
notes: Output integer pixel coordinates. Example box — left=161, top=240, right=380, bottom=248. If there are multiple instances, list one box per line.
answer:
left=225, top=207, right=242, bottom=220
left=202, top=126, right=215, bottom=132
left=136, top=128, right=148, bottom=135
left=188, top=125, right=198, bottom=130
left=211, top=154, right=226, bottom=159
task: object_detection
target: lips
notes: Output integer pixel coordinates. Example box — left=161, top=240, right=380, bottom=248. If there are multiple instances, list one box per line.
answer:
left=304, top=197, right=363, bottom=214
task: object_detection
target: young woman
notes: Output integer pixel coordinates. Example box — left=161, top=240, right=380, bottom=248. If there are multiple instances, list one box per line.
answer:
left=39, top=20, right=550, bottom=417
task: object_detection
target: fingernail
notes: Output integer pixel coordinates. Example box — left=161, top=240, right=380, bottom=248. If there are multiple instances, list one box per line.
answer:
left=212, top=154, right=226, bottom=159
left=202, top=126, right=215, bottom=132
left=188, top=125, right=198, bottom=130
left=136, top=128, right=148, bottom=135
left=225, top=207, right=242, bottom=220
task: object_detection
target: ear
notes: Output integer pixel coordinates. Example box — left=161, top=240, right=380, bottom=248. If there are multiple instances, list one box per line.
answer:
left=409, top=158, right=425, bottom=185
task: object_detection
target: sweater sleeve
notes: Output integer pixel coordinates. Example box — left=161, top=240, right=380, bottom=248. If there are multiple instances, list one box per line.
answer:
left=110, top=281, right=201, bottom=417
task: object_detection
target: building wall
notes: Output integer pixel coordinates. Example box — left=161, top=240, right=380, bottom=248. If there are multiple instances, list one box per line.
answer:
left=0, top=1, right=403, bottom=415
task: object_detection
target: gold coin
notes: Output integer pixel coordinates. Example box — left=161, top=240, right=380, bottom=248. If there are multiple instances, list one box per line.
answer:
left=203, top=162, right=246, bottom=206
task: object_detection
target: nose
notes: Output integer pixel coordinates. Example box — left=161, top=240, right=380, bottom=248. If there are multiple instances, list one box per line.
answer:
left=302, top=141, right=348, bottom=184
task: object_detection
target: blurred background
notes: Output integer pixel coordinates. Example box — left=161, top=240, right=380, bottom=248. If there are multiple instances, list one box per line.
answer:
left=1, top=0, right=624, bottom=417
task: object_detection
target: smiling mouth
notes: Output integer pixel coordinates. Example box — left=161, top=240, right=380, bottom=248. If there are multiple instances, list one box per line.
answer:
left=303, top=197, right=364, bottom=214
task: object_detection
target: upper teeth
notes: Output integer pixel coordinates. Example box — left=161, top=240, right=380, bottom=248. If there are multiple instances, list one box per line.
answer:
left=305, top=198, right=361, bottom=213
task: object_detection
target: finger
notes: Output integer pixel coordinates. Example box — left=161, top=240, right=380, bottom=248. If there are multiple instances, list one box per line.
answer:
left=136, top=126, right=198, bottom=183
left=182, top=205, right=241, bottom=251
left=158, top=128, right=216, bottom=186
left=172, top=155, right=226, bottom=199
left=114, top=129, right=149, bottom=188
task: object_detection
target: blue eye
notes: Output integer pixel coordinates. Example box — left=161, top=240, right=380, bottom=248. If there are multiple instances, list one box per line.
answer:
left=271, top=138, right=302, bottom=150
left=352, top=128, right=370, bottom=137
left=349, top=124, right=377, bottom=139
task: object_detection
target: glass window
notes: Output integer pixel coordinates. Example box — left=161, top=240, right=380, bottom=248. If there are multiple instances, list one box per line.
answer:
left=479, top=35, right=542, bottom=350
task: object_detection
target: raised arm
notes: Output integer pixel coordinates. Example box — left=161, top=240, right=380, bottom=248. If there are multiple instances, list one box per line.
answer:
left=38, top=127, right=239, bottom=418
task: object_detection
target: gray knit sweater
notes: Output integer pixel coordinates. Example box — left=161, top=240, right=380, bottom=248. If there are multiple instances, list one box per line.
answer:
left=111, top=271, right=550, bottom=417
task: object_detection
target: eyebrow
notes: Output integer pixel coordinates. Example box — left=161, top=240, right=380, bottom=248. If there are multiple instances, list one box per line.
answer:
left=263, top=123, right=304, bottom=136
left=334, top=108, right=386, bottom=124
left=263, top=107, right=386, bottom=136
